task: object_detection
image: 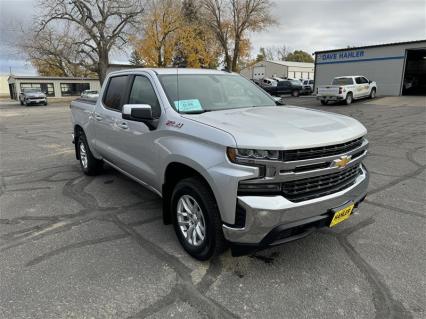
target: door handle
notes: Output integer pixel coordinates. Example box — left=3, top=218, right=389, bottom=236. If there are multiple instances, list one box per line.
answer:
left=94, top=114, right=103, bottom=121
left=117, top=122, right=128, bottom=130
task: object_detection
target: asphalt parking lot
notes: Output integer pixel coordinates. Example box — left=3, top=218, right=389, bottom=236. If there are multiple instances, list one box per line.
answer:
left=0, top=96, right=425, bottom=319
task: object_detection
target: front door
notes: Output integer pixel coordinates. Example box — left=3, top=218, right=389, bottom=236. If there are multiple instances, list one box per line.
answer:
left=112, top=74, right=163, bottom=188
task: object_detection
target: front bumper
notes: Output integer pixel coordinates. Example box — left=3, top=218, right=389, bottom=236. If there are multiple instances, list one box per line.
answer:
left=316, top=95, right=344, bottom=101
left=27, top=98, right=47, bottom=104
left=223, top=165, right=369, bottom=254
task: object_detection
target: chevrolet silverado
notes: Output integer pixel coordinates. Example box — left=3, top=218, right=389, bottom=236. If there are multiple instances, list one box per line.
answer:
left=70, top=68, right=369, bottom=260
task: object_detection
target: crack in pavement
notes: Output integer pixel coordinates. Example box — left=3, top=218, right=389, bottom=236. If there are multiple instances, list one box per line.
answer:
left=364, top=199, right=425, bottom=219
left=337, top=219, right=413, bottom=319
left=112, top=216, right=238, bottom=319
left=25, top=233, right=129, bottom=267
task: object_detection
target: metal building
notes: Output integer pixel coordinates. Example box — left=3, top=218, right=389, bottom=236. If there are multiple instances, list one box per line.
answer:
left=240, top=60, right=315, bottom=81
left=314, top=40, right=426, bottom=96
left=7, top=75, right=101, bottom=100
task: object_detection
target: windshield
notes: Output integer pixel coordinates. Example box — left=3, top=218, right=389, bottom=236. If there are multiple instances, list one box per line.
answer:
left=290, top=80, right=301, bottom=85
left=332, top=78, right=353, bottom=85
left=23, top=88, right=41, bottom=93
left=159, top=74, right=276, bottom=113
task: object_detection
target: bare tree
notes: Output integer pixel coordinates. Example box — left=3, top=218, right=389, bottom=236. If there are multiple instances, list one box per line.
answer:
left=20, top=26, right=94, bottom=77
left=202, top=0, right=275, bottom=71
left=38, top=0, right=144, bottom=83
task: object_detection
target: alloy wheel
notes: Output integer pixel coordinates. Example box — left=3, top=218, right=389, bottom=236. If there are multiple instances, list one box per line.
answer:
left=176, top=195, right=206, bottom=246
left=79, top=142, right=88, bottom=169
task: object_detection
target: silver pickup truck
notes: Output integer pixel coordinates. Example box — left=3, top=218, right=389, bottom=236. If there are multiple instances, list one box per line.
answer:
left=70, top=68, right=369, bottom=260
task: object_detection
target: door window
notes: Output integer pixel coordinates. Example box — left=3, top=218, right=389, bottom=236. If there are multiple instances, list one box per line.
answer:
left=103, top=75, right=129, bottom=111
left=361, top=77, right=369, bottom=84
left=355, top=77, right=363, bottom=84
left=129, top=76, right=161, bottom=118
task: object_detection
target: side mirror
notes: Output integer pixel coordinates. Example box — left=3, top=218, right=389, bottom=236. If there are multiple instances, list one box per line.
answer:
left=122, top=104, right=153, bottom=121
left=272, top=96, right=285, bottom=105
left=368, top=80, right=372, bottom=84
left=122, top=104, right=158, bottom=130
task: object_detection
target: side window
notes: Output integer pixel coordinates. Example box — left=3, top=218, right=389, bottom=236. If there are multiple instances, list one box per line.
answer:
left=361, top=77, right=369, bottom=84
left=129, top=76, right=161, bottom=118
left=355, top=77, right=363, bottom=84
left=103, top=75, right=129, bottom=111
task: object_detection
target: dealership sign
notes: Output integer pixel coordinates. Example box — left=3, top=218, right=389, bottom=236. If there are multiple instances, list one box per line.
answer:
left=316, top=49, right=405, bottom=65
left=319, top=50, right=365, bottom=62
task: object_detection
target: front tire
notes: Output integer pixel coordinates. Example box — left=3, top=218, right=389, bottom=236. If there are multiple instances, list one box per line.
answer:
left=345, top=93, right=353, bottom=105
left=320, top=100, right=328, bottom=105
left=77, top=134, right=102, bottom=175
left=370, top=88, right=376, bottom=99
left=171, top=177, right=226, bottom=260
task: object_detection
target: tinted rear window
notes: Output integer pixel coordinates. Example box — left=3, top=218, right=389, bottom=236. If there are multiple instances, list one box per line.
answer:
left=103, top=76, right=128, bottom=111
left=332, top=78, right=354, bottom=85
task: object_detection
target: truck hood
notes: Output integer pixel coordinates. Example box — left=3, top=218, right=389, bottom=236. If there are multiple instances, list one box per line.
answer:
left=185, top=106, right=367, bottom=149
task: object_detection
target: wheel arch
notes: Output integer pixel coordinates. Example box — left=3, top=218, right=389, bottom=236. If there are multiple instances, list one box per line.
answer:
left=162, top=161, right=218, bottom=225
left=73, top=125, right=85, bottom=160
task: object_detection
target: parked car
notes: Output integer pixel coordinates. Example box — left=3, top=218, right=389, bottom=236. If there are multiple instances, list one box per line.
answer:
left=317, top=76, right=377, bottom=105
left=302, top=79, right=314, bottom=93
left=19, top=88, right=47, bottom=106
left=263, top=79, right=303, bottom=97
left=259, top=77, right=278, bottom=90
left=70, top=68, right=369, bottom=260
left=81, top=90, right=99, bottom=99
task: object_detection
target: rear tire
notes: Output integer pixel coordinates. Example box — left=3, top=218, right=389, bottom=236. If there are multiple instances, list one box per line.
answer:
left=370, top=88, right=376, bottom=99
left=345, top=93, right=353, bottom=105
left=77, top=134, right=102, bottom=175
left=171, top=177, right=226, bottom=260
left=291, top=90, right=300, bottom=97
left=320, top=100, right=328, bottom=105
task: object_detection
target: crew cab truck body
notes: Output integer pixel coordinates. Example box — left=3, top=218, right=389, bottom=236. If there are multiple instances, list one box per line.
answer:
left=70, top=68, right=369, bottom=260
left=317, top=76, right=377, bottom=105
left=263, top=79, right=303, bottom=97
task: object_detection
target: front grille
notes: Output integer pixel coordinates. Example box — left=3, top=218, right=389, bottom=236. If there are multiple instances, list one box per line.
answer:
left=282, top=165, right=362, bottom=202
left=282, top=137, right=364, bottom=161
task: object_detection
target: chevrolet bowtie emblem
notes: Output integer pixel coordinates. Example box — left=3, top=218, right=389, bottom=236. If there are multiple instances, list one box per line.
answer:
left=333, top=155, right=352, bottom=168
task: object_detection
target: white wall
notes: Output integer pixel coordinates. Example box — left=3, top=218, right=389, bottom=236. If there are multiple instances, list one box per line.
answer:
left=9, top=78, right=101, bottom=99
left=314, top=41, right=426, bottom=95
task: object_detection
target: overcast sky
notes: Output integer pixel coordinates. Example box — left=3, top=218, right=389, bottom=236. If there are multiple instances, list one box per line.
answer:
left=0, top=0, right=425, bottom=75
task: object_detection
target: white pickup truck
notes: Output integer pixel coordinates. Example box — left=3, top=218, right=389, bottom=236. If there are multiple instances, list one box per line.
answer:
left=317, top=76, right=377, bottom=105
left=70, top=68, right=369, bottom=260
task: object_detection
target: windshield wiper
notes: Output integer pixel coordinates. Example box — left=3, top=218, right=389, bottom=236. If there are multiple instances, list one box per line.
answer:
left=182, top=110, right=212, bottom=114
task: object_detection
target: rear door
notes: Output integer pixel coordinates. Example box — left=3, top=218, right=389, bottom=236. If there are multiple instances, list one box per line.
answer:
left=277, top=81, right=291, bottom=94
left=93, top=75, right=130, bottom=167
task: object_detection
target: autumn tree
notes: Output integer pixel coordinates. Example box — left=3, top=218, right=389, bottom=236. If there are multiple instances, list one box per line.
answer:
left=129, top=49, right=144, bottom=66
left=173, top=0, right=220, bottom=68
left=131, top=0, right=182, bottom=67
left=131, top=0, right=219, bottom=68
left=38, top=0, right=145, bottom=83
left=286, top=50, right=314, bottom=63
left=201, top=0, right=275, bottom=72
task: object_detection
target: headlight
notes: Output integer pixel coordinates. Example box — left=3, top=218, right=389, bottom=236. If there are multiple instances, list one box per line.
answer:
left=227, top=147, right=279, bottom=162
